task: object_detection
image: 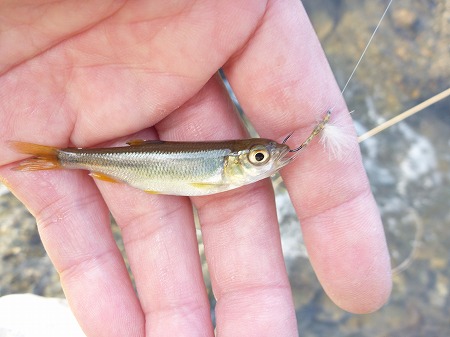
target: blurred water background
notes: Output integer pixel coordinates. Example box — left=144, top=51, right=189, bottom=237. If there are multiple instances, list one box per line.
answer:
left=286, top=0, right=450, bottom=335
left=1, top=0, right=449, bottom=336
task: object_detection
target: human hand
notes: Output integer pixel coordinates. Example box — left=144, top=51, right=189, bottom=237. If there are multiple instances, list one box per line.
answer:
left=0, top=1, right=391, bottom=336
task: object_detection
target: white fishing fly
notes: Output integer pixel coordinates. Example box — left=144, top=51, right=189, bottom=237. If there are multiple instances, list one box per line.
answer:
left=317, top=0, right=394, bottom=160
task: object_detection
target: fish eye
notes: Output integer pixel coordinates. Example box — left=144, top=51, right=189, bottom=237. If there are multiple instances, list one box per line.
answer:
left=255, top=152, right=265, bottom=161
left=248, top=146, right=270, bottom=165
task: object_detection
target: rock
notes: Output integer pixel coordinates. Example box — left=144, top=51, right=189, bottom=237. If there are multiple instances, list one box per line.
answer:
left=0, top=294, right=85, bottom=337
left=0, top=184, right=9, bottom=197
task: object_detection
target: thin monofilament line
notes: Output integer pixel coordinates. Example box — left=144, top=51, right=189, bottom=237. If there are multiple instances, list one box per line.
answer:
left=341, top=0, right=394, bottom=95
left=358, top=87, right=450, bottom=142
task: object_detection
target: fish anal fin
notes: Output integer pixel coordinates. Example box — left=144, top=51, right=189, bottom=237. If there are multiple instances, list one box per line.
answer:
left=90, top=172, right=120, bottom=183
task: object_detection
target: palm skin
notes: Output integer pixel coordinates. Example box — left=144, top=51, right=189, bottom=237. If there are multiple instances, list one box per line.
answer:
left=0, top=1, right=391, bottom=336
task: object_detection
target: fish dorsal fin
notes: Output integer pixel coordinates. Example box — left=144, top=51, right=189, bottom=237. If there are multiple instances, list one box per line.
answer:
left=126, top=139, right=165, bottom=146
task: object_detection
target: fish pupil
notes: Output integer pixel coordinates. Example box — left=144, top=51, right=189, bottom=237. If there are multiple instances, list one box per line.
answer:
left=255, top=152, right=265, bottom=161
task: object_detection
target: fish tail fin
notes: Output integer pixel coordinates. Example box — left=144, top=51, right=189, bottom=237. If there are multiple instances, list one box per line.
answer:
left=9, top=141, right=61, bottom=171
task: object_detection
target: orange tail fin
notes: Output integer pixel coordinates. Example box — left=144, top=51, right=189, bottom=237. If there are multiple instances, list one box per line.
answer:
left=9, top=141, right=61, bottom=171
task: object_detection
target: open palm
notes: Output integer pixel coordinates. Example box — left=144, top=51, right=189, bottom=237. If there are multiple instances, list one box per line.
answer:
left=0, top=1, right=391, bottom=336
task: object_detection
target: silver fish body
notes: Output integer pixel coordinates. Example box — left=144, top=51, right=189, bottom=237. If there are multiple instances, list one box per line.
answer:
left=12, top=139, right=292, bottom=196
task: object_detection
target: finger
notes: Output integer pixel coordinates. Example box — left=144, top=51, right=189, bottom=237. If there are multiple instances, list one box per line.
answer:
left=224, top=0, right=392, bottom=313
left=0, top=168, right=144, bottom=337
left=0, top=0, right=125, bottom=74
left=27, top=0, right=267, bottom=146
left=0, top=1, right=266, bottom=160
left=91, top=130, right=214, bottom=336
left=156, top=75, right=298, bottom=336
left=0, top=0, right=264, bottom=162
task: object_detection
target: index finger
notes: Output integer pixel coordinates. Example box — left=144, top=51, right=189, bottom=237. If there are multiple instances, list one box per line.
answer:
left=224, top=0, right=391, bottom=313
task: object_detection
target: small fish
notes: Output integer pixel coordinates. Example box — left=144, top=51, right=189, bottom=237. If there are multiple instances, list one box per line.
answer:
left=9, top=112, right=330, bottom=196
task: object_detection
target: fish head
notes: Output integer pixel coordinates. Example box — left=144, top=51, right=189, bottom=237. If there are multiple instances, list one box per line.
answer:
left=224, top=139, right=292, bottom=186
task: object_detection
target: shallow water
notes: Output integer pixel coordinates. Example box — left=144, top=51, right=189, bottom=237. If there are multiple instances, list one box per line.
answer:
left=284, top=0, right=450, bottom=335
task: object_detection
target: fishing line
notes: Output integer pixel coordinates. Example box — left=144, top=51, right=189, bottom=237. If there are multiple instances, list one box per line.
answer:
left=341, top=0, right=394, bottom=95
left=341, top=0, right=450, bottom=143
left=390, top=208, right=424, bottom=275
left=314, top=0, right=395, bottom=159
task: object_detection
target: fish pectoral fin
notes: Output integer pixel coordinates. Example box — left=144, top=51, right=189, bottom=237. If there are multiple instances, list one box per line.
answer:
left=144, top=190, right=160, bottom=194
left=90, top=172, right=120, bottom=183
left=190, top=182, right=223, bottom=190
left=126, top=139, right=165, bottom=146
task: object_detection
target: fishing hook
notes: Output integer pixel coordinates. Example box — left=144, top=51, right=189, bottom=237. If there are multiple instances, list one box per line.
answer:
left=284, top=109, right=332, bottom=153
